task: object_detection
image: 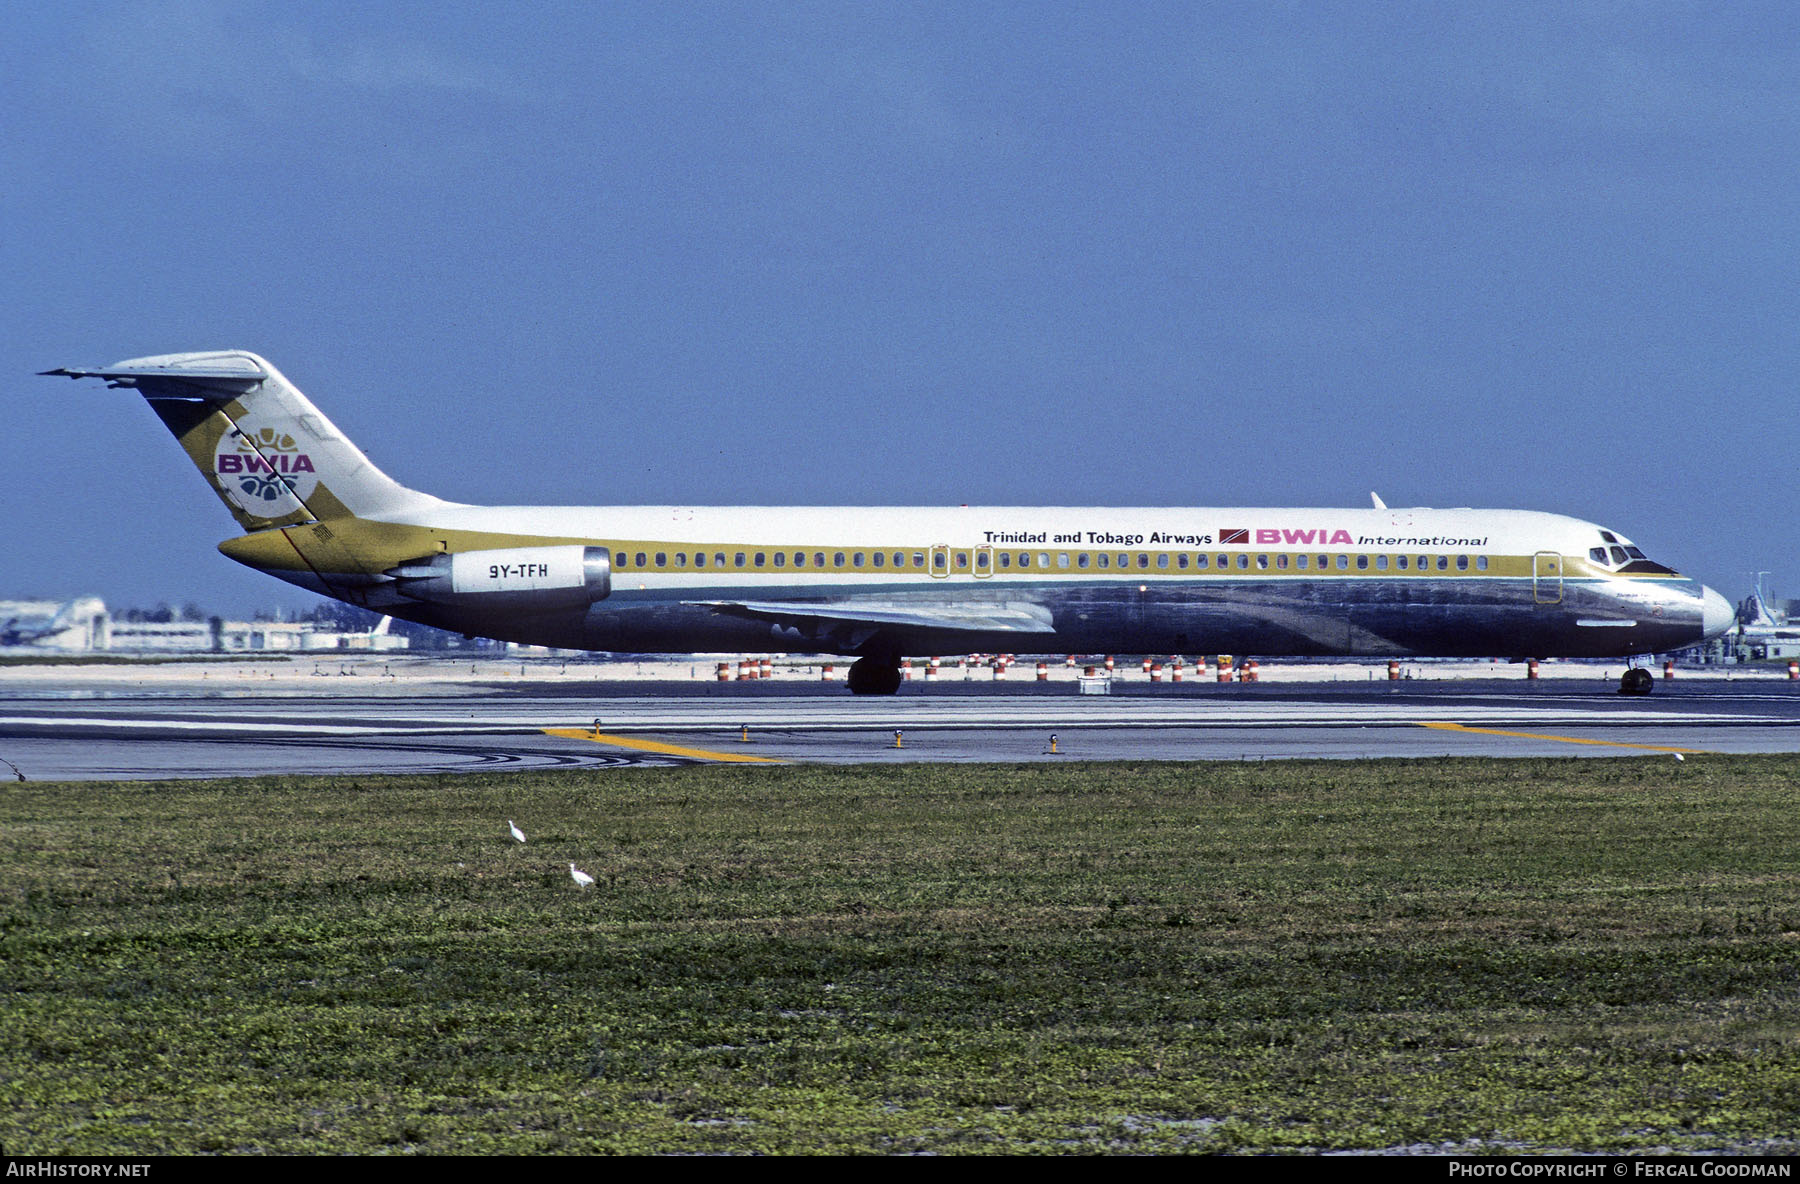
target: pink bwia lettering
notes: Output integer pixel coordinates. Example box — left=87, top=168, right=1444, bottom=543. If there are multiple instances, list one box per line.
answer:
left=1255, top=528, right=1355, bottom=546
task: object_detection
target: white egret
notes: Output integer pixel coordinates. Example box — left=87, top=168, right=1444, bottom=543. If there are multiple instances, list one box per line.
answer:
left=509, top=819, right=526, bottom=843
left=569, top=862, right=595, bottom=889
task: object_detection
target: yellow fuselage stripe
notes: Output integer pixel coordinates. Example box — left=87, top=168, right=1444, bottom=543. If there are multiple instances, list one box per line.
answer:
left=543, top=727, right=783, bottom=763
left=1419, top=721, right=1708, bottom=754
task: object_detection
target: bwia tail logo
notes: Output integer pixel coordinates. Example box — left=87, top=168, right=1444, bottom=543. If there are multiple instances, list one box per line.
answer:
left=214, top=425, right=317, bottom=511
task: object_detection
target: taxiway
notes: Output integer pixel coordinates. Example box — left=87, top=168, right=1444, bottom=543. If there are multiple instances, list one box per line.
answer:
left=2, top=658, right=1797, bottom=779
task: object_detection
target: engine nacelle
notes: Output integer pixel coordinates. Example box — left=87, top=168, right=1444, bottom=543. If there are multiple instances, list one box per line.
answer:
left=387, top=546, right=610, bottom=611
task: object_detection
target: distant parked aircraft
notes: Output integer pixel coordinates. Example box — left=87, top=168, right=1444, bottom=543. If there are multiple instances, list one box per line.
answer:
left=0, top=597, right=104, bottom=648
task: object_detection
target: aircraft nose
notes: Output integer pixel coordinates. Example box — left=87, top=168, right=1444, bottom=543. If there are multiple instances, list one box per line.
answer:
left=1700, top=586, right=1735, bottom=640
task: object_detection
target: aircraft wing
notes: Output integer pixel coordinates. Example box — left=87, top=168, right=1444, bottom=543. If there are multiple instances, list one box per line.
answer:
left=690, top=598, right=1057, bottom=642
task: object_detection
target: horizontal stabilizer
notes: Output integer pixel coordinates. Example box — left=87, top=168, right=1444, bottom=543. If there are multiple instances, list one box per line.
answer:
left=692, top=598, right=1057, bottom=634
left=41, top=355, right=269, bottom=394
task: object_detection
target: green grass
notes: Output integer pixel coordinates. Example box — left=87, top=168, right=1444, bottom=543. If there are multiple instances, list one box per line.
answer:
left=4, top=757, right=1800, bottom=1154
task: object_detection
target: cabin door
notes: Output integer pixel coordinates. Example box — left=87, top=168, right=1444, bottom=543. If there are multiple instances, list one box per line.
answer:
left=1533, top=552, right=1563, bottom=604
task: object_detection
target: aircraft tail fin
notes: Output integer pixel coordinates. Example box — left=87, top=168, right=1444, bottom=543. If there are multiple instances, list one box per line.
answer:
left=43, top=351, right=443, bottom=533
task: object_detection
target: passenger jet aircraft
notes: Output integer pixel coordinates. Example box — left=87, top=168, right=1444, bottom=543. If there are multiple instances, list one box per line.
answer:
left=43, top=351, right=1733, bottom=694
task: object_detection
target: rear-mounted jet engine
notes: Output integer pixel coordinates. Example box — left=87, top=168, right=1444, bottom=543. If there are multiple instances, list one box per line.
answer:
left=386, top=546, right=611, bottom=611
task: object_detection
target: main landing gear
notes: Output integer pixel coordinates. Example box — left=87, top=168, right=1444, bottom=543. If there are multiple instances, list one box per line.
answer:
left=846, top=655, right=903, bottom=695
left=1618, top=667, right=1655, bottom=696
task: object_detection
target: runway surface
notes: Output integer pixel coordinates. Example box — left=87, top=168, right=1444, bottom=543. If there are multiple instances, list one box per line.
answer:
left=3, top=668, right=1799, bottom=779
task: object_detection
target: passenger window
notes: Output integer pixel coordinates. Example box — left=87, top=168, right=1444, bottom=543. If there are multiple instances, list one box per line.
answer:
left=713, top=553, right=725, bottom=568
left=1138, top=553, right=1150, bottom=569
left=1157, top=554, right=1169, bottom=569
left=1078, top=553, right=1091, bottom=569
left=1297, top=554, right=1308, bottom=570
left=1376, top=554, right=1388, bottom=570
left=754, top=552, right=766, bottom=568
left=871, top=552, right=883, bottom=568
left=1336, top=555, right=1348, bottom=570
left=1038, top=553, right=1051, bottom=568
left=635, top=552, right=647, bottom=567
left=1237, top=555, right=1249, bottom=570
left=1057, top=553, right=1070, bottom=569
left=1275, top=554, right=1288, bottom=570
left=675, top=553, right=686, bottom=568
left=1456, top=555, right=1468, bottom=571
left=1397, top=555, right=1408, bottom=570
left=1436, top=556, right=1448, bottom=571
left=998, top=553, right=1010, bottom=569
left=1477, top=556, right=1488, bottom=571
left=693, top=552, right=704, bottom=568
left=908, top=552, right=920, bottom=568
left=934, top=552, right=948, bottom=571
left=814, top=552, right=826, bottom=568
left=1197, top=554, right=1209, bottom=569
left=954, top=552, right=969, bottom=570
left=1356, top=555, right=1368, bottom=570
left=1097, top=553, right=1110, bottom=569
left=774, top=553, right=786, bottom=568
left=1176, top=554, right=1187, bottom=569
left=834, top=552, right=845, bottom=567
left=734, top=552, right=746, bottom=568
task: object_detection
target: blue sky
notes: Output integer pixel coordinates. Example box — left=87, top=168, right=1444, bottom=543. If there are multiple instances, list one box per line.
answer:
left=4, top=2, right=1797, bottom=616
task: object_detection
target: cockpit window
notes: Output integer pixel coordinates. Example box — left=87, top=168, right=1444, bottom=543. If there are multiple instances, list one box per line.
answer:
left=1595, top=531, right=1678, bottom=576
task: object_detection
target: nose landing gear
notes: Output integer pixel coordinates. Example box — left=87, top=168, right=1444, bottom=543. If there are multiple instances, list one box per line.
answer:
left=1618, top=667, right=1655, bottom=696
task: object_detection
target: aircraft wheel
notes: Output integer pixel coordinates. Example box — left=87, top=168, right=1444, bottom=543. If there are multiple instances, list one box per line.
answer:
left=1618, top=667, right=1655, bottom=696
left=847, top=656, right=902, bottom=695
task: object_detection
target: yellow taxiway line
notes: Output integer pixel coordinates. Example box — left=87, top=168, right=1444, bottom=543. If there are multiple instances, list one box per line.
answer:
left=1418, top=721, right=1710, bottom=755
left=543, top=728, right=783, bottom=764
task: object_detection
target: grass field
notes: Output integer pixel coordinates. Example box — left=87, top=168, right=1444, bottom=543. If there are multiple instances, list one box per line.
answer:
left=3, top=756, right=1799, bottom=1154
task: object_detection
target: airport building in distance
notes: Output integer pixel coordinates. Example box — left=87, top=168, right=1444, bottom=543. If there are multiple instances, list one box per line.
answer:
left=3, top=592, right=1791, bottom=667
left=0, top=598, right=409, bottom=654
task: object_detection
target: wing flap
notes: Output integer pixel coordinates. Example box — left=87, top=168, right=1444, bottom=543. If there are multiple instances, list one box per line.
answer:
left=691, top=599, right=1057, bottom=635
